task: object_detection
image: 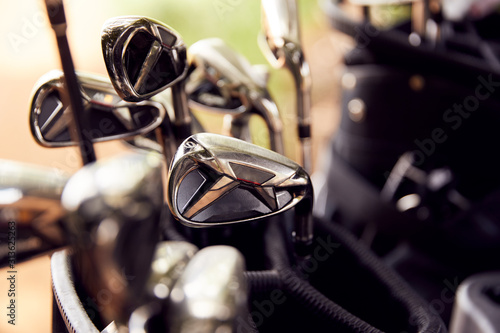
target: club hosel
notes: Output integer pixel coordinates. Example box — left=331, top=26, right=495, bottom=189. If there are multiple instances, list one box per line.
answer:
left=248, top=95, right=285, bottom=155
left=170, top=82, right=192, bottom=143
left=293, top=188, right=314, bottom=257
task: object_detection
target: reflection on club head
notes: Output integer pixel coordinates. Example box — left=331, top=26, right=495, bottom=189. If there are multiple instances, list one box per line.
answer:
left=29, top=70, right=166, bottom=147
left=61, top=151, right=164, bottom=325
left=167, top=133, right=311, bottom=227
left=167, top=245, right=248, bottom=333
left=101, top=16, right=188, bottom=102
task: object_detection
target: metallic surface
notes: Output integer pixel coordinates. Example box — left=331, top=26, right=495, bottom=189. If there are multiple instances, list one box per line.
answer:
left=29, top=70, right=166, bottom=148
left=260, top=0, right=312, bottom=172
left=61, top=151, right=164, bottom=326
left=167, top=245, right=248, bottom=333
left=128, top=241, right=199, bottom=332
left=101, top=16, right=192, bottom=143
left=0, top=159, right=69, bottom=247
left=186, top=38, right=284, bottom=154
left=167, top=133, right=313, bottom=255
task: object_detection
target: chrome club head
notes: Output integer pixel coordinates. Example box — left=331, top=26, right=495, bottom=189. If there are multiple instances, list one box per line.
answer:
left=128, top=241, right=199, bottom=332
left=167, top=245, right=248, bottom=333
left=61, top=151, right=164, bottom=325
left=102, top=16, right=192, bottom=144
left=167, top=133, right=313, bottom=256
left=101, top=16, right=187, bottom=102
left=29, top=70, right=166, bottom=147
left=260, top=0, right=312, bottom=172
left=0, top=160, right=69, bottom=265
left=186, top=38, right=284, bottom=154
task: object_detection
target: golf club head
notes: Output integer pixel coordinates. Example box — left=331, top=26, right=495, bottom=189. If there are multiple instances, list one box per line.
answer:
left=29, top=70, right=166, bottom=147
left=167, top=133, right=312, bottom=227
left=186, top=38, right=265, bottom=114
left=0, top=160, right=69, bottom=266
left=128, top=241, right=199, bottom=332
left=186, top=38, right=284, bottom=154
left=167, top=245, right=248, bottom=333
left=260, top=0, right=300, bottom=68
left=101, top=16, right=188, bottom=102
left=61, top=151, right=164, bottom=325
left=146, top=241, right=199, bottom=300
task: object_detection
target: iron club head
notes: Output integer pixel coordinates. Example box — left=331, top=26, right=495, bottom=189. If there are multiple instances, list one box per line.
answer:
left=29, top=70, right=166, bottom=148
left=186, top=38, right=284, bottom=154
left=167, top=133, right=313, bottom=256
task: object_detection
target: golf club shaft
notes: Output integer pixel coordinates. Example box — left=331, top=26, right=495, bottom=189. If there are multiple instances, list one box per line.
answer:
left=44, top=0, right=96, bottom=165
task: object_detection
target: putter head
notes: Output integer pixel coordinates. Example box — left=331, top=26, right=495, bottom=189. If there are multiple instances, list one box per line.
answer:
left=260, top=0, right=300, bottom=67
left=61, top=151, right=164, bottom=325
left=167, top=133, right=312, bottom=227
left=186, top=38, right=266, bottom=114
left=101, top=16, right=187, bottom=102
left=168, top=245, right=248, bottom=333
left=29, top=70, right=165, bottom=147
left=0, top=160, right=69, bottom=265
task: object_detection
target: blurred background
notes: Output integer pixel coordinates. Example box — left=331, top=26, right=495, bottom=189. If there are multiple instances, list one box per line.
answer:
left=0, top=0, right=345, bottom=331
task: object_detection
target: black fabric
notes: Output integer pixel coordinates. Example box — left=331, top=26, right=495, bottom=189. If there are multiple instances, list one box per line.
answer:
left=163, top=210, right=446, bottom=332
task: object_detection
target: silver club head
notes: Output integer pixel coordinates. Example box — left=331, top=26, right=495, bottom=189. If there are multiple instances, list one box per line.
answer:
left=29, top=70, right=166, bottom=147
left=61, top=151, right=164, bottom=325
left=101, top=16, right=188, bottom=102
left=186, top=38, right=283, bottom=154
left=0, top=160, right=69, bottom=265
left=167, top=133, right=313, bottom=256
left=167, top=245, right=248, bottom=333
left=128, top=241, right=199, bottom=333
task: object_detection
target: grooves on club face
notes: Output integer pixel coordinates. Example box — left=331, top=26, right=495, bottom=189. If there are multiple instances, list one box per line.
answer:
left=61, top=151, right=164, bottom=325
left=101, top=16, right=188, bottom=102
left=29, top=70, right=166, bottom=147
left=167, top=245, right=248, bottom=333
left=167, top=133, right=312, bottom=227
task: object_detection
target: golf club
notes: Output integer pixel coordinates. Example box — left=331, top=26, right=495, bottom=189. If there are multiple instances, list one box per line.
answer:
left=61, top=151, right=164, bottom=327
left=29, top=70, right=167, bottom=148
left=167, top=245, right=248, bottom=333
left=0, top=159, right=69, bottom=266
left=128, top=240, right=199, bottom=332
left=260, top=0, right=312, bottom=172
left=101, top=16, right=192, bottom=145
left=43, top=0, right=96, bottom=164
left=167, top=133, right=313, bottom=258
left=186, top=37, right=284, bottom=155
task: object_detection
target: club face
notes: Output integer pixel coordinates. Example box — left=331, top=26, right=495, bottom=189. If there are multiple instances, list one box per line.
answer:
left=61, top=151, right=164, bottom=324
left=102, top=16, right=187, bottom=102
left=186, top=38, right=264, bottom=115
left=167, top=133, right=311, bottom=227
left=168, top=245, right=247, bottom=333
left=29, top=70, right=166, bottom=148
